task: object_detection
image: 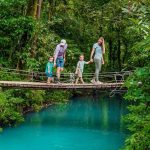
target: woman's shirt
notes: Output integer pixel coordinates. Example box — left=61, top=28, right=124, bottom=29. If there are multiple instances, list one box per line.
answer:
left=93, top=43, right=103, bottom=59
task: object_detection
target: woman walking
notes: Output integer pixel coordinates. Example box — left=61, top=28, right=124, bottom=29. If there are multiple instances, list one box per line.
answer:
left=90, top=37, right=105, bottom=84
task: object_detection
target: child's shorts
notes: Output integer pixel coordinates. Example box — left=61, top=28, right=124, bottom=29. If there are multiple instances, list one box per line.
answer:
left=45, top=72, right=53, bottom=78
left=56, top=58, right=64, bottom=68
left=77, top=70, right=82, bottom=78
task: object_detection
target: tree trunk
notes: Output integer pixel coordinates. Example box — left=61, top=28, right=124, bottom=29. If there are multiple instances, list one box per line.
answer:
left=27, top=0, right=38, bottom=18
left=117, top=31, right=121, bottom=71
left=123, top=43, right=128, bottom=64
left=36, top=0, right=43, bottom=19
left=99, top=7, right=104, bottom=35
left=112, top=45, right=117, bottom=69
left=108, top=38, right=112, bottom=69
left=48, top=2, right=52, bottom=20
left=48, top=0, right=56, bottom=20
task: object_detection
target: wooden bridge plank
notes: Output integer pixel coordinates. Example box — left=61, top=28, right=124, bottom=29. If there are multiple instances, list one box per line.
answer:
left=0, top=81, right=124, bottom=90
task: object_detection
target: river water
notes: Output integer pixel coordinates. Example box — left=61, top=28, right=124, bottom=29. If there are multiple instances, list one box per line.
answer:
left=0, top=94, right=128, bottom=150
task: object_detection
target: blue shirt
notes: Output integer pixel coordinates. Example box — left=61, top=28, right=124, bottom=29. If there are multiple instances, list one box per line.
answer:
left=76, top=61, right=88, bottom=73
left=93, top=43, right=103, bottom=59
left=45, top=62, right=54, bottom=73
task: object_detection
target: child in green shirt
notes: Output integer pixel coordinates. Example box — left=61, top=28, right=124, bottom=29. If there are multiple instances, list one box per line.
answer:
left=45, top=56, right=54, bottom=84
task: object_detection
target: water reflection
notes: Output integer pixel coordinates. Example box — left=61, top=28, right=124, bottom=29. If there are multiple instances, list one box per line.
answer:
left=26, top=94, right=128, bottom=132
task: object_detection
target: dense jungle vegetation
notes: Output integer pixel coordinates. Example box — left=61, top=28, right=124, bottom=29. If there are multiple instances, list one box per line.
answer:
left=0, top=0, right=150, bottom=149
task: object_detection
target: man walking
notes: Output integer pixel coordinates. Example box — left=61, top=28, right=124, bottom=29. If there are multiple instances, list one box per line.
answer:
left=54, top=39, right=67, bottom=83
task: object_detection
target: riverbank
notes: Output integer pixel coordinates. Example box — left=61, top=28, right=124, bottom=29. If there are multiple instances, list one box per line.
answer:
left=0, top=86, right=125, bottom=131
left=0, top=88, right=72, bottom=130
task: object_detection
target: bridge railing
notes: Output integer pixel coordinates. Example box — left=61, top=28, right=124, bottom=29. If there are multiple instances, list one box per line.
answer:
left=0, top=67, right=133, bottom=83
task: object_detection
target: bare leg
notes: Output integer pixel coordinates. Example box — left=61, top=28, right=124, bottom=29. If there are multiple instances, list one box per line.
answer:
left=60, top=68, right=64, bottom=72
left=60, top=68, right=64, bottom=80
left=51, top=77, right=54, bottom=83
left=80, top=77, right=84, bottom=84
left=75, top=77, right=79, bottom=84
left=57, top=68, right=64, bottom=81
left=49, top=78, right=53, bottom=83
left=57, top=67, right=60, bottom=81
left=47, top=77, right=50, bottom=83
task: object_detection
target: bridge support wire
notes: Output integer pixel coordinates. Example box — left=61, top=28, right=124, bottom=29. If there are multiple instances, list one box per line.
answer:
left=109, top=73, right=127, bottom=97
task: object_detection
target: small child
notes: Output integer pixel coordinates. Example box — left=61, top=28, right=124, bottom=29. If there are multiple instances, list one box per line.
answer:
left=45, top=56, right=54, bottom=84
left=75, top=54, right=91, bottom=84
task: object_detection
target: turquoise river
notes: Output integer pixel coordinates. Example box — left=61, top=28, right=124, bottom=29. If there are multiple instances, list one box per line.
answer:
left=0, top=94, right=128, bottom=150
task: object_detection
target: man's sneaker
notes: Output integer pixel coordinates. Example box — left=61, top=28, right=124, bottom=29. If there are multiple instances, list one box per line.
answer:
left=55, top=77, right=60, bottom=84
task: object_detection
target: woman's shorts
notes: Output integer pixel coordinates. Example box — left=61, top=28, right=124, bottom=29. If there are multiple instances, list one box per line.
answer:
left=56, top=58, right=64, bottom=68
left=45, top=72, right=53, bottom=78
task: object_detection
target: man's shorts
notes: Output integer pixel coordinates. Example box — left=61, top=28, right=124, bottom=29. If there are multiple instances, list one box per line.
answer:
left=45, top=72, right=53, bottom=78
left=56, top=58, right=64, bottom=68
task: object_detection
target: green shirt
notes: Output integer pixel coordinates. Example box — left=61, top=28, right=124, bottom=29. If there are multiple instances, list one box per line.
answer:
left=45, top=62, right=54, bottom=73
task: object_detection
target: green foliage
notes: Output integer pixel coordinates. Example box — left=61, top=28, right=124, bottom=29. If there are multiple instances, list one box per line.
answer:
left=0, top=90, right=24, bottom=127
left=124, top=70, right=150, bottom=149
left=123, top=103, right=150, bottom=150
left=120, top=2, right=150, bottom=148
left=0, top=87, right=72, bottom=129
left=25, top=90, right=45, bottom=111
left=123, top=37, right=150, bottom=149
left=128, top=36, right=150, bottom=67
left=0, top=71, right=22, bottom=81
left=45, top=90, right=72, bottom=102
left=0, top=0, right=36, bottom=68
left=0, top=1, right=150, bottom=149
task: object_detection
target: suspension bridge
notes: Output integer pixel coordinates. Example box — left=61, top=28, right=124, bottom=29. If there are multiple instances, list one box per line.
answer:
left=0, top=67, right=132, bottom=92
